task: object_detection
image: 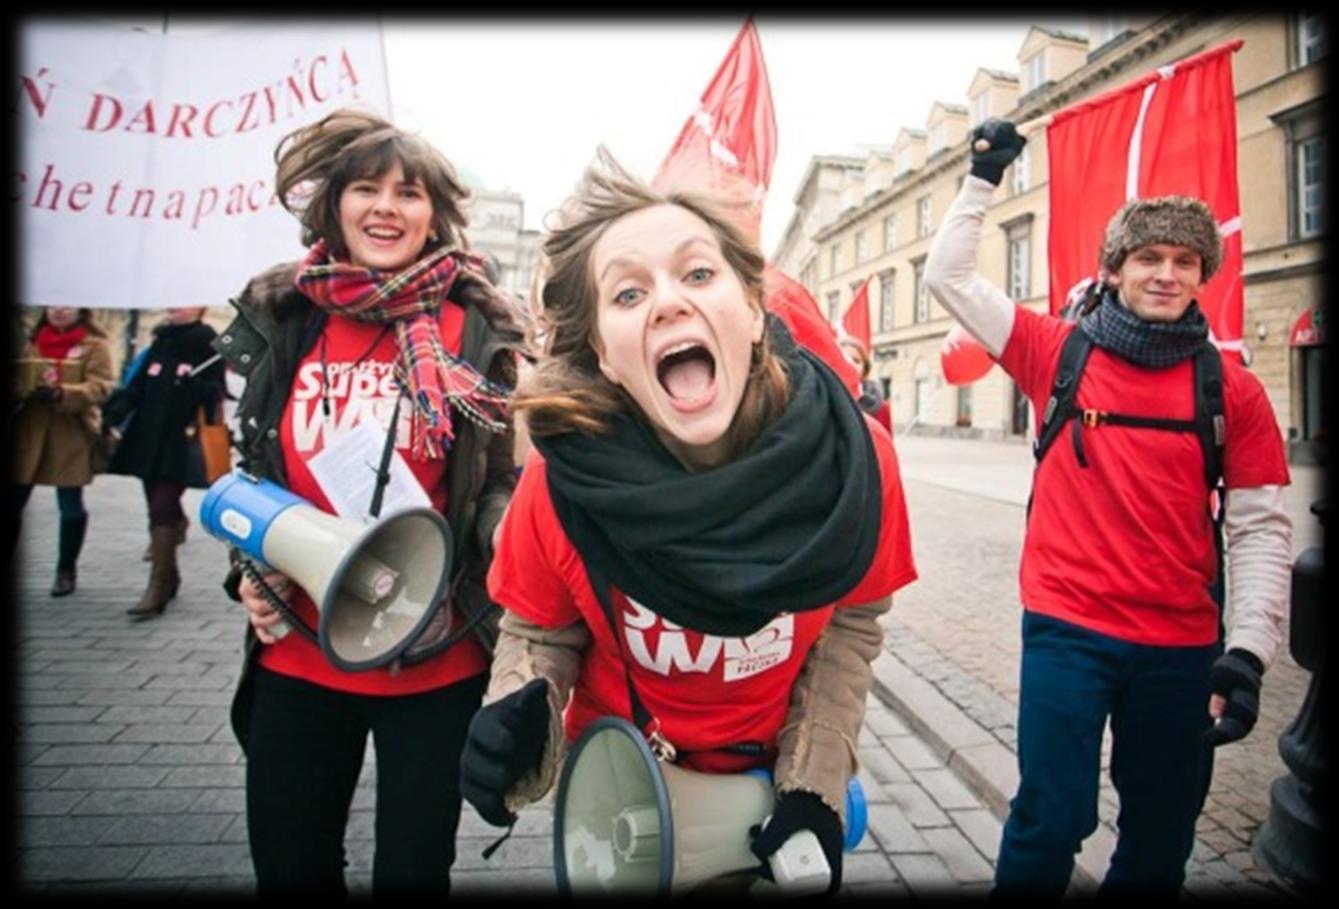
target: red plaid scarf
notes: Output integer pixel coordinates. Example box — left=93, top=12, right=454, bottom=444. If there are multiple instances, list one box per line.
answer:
left=295, top=240, right=510, bottom=460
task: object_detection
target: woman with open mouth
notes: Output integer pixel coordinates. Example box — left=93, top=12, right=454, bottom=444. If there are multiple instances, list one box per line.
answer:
left=461, top=149, right=917, bottom=897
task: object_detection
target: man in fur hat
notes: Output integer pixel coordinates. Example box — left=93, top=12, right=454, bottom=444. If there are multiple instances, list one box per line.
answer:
left=924, top=119, right=1293, bottom=897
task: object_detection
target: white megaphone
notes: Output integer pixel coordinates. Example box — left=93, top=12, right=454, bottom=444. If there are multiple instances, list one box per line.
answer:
left=554, top=716, right=867, bottom=897
left=199, top=471, right=452, bottom=672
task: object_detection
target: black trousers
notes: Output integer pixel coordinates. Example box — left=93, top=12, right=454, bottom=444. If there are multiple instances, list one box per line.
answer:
left=244, top=666, right=486, bottom=897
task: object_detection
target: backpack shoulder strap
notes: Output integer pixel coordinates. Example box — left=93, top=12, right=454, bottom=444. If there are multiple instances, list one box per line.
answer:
left=1194, top=342, right=1226, bottom=490
left=1033, top=327, right=1094, bottom=464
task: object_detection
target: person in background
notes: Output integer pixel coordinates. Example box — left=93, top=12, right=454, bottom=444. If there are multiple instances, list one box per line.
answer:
left=217, top=108, right=527, bottom=897
left=460, top=150, right=916, bottom=896
left=102, top=305, right=224, bottom=619
left=839, top=334, right=892, bottom=434
left=12, top=306, right=114, bottom=596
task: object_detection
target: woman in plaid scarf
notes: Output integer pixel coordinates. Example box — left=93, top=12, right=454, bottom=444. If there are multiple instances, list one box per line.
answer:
left=216, top=108, right=529, bottom=897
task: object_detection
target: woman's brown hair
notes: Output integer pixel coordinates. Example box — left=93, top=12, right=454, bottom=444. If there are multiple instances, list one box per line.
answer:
left=515, top=148, right=789, bottom=463
left=274, top=107, right=471, bottom=258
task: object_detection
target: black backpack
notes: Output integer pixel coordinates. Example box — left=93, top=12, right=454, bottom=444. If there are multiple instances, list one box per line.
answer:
left=1030, top=327, right=1229, bottom=614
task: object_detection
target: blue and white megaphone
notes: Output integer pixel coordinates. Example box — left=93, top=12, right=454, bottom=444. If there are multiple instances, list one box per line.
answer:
left=200, top=471, right=452, bottom=672
left=554, top=716, right=868, bottom=897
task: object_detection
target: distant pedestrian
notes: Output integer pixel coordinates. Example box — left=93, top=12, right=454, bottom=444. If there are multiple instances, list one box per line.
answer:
left=102, top=306, right=224, bottom=619
left=839, top=334, right=892, bottom=434
left=12, top=306, right=115, bottom=596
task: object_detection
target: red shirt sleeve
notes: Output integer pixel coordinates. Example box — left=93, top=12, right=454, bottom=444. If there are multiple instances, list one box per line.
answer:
left=837, top=415, right=917, bottom=605
left=997, top=306, right=1070, bottom=403
left=487, top=450, right=585, bottom=629
left=1221, top=362, right=1291, bottom=490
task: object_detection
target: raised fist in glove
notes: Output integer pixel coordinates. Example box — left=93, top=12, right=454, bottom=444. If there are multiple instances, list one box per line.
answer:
left=750, top=790, right=844, bottom=897
left=460, top=678, right=550, bottom=827
left=1204, top=649, right=1264, bottom=747
left=969, top=118, right=1027, bottom=186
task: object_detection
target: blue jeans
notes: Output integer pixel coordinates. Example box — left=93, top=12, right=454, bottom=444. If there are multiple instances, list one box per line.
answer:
left=994, top=612, right=1219, bottom=898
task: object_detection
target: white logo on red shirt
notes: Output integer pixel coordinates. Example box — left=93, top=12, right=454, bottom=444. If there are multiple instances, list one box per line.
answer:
left=289, top=360, right=412, bottom=453
left=622, top=598, right=795, bottom=681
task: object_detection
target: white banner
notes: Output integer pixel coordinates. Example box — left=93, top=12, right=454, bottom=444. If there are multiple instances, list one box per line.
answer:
left=17, top=20, right=390, bottom=310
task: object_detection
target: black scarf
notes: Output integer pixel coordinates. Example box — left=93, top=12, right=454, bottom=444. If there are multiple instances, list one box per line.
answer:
left=536, top=317, right=882, bottom=637
left=1078, top=286, right=1210, bottom=368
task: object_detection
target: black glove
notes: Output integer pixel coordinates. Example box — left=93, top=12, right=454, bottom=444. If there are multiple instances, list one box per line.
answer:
left=969, top=118, right=1027, bottom=186
left=460, top=678, right=550, bottom=827
left=1203, top=649, right=1264, bottom=747
left=28, top=385, right=62, bottom=403
left=750, top=790, right=844, bottom=897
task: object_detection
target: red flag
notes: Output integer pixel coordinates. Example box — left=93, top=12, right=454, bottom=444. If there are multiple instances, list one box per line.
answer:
left=654, top=20, right=859, bottom=398
left=840, top=277, right=873, bottom=353
left=654, top=19, right=777, bottom=246
left=764, top=265, right=862, bottom=397
left=1047, top=40, right=1245, bottom=361
left=941, top=324, right=995, bottom=386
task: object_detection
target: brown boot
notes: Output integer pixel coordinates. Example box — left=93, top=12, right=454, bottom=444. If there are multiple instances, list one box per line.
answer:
left=127, top=525, right=181, bottom=621
left=141, top=516, right=188, bottom=561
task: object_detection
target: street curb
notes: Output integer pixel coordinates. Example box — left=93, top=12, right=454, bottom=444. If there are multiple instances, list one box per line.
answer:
left=869, top=650, right=1117, bottom=887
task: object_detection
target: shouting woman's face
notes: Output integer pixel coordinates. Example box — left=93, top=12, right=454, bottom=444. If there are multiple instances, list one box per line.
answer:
left=591, top=204, right=764, bottom=471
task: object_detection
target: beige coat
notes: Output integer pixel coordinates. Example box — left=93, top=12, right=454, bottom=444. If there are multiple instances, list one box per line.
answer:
left=13, top=334, right=115, bottom=487
left=488, top=596, right=892, bottom=824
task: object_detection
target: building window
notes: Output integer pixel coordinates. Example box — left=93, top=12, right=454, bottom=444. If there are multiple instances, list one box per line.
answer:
left=1006, top=219, right=1032, bottom=300
left=930, top=124, right=946, bottom=154
left=827, top=291, right=841, bottom=322
left=1011, top=382, right=1030, bottom=436
left=854, top=230, right=867, bottom=265
left=913, top=259, right=929, bottom=323
left=1298, top=12, right=1326, bottom=65
left=883, top=215, right=896, bottom=252
left=1024, top=53, right=1045, bottom=92
left=1298, top=136, right=1326, bottom=237
left=971, top=92, right=989, bottom=127
left=956, top=385, right=973, bottom=428
left=897, top=147, right=912, bottom=174
left=918, top=196, right=932, bottom=238
left=1011, top=145, right=1031, bottom=195
left=801, top=264, right=816, bottom=295
left=829, top=244, right=841, bottom=277
left=879, top=271, right=895, bottom=331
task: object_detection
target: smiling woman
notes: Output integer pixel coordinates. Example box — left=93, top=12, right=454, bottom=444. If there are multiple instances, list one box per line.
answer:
left=459, top=148, right=918, bottom=895
left=210, top=107, right=530, bottom=897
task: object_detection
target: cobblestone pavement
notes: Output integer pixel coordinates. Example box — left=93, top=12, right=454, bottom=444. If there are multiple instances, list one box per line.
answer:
left=885, top=432, right=1322, bottom=898
left=15, top=473, right=1007, bottom=898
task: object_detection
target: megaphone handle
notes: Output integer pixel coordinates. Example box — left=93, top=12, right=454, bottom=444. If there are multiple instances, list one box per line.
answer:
left=238, top=559, right=307, bottom=642
left=767, top=829, right=831, bottom=896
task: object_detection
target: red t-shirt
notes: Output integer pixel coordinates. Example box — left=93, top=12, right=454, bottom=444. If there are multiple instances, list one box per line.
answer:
left=1000, top=307, right=1290, bottom=646
left=260, top=307, right=489, bottom=695
left=488, top=414, right=916, bottom=773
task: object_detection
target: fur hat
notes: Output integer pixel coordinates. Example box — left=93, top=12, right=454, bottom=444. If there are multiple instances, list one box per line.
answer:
left=1100, top=196, right=1222, bottom=281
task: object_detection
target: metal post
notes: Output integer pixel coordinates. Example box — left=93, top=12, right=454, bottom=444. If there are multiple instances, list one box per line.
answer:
left=1252, top=500, right=1327, bottom=894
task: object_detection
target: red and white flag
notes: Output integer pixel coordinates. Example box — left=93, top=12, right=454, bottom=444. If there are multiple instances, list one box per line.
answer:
left=655, top=18, right=861, bottom=396
left=840, top=276, right=873, bottom=353
left=943, top=39, right=1246, bottom=381
left=1047, top=40, right=1245, bottom=360
left=654, top=18, right=777, bottom=247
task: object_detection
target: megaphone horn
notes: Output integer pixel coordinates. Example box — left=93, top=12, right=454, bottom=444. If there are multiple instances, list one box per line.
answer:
left=555, top=716, right=867, bottom=897
left=199, top=471, right=452, bottom=671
